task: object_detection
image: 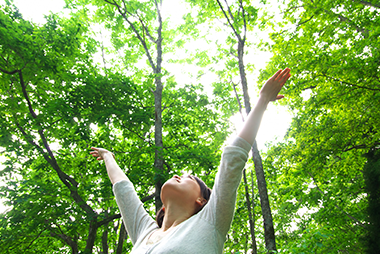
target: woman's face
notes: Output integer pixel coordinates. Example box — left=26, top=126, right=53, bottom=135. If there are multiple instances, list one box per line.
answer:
left=161, top=174, right=202, bottom=205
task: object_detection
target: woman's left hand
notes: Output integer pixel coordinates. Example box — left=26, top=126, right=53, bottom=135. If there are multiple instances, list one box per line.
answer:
left=90, top=147, right=115, bottom=161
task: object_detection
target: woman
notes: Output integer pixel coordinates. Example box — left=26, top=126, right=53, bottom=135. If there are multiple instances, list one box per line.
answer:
left=90, top=68, right=291, bottom=253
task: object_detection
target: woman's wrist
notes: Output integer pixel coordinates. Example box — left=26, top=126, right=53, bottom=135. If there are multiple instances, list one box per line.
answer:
left=103, top=152, right=115, bottom=161
left=257, top=95, right=270, bottom=109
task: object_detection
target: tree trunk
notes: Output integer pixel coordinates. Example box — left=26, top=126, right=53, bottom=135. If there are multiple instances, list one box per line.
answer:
left=50, top=231, right=79, bottom=254
left=101, top=214, right=109, bottom=254
left=363, top=149, right=380, bottom=254
left=237, top=40, right=276, bottom=252
left=153, top=0, right=164, bottom=213
left=84, top=221, right=98, bottom=254
left=116, top=222, right=127, bottom=254
left=233, top=76, right=257, bottom=254
left=214, top=0, right=277, bottom=249
left=110, top=0, right=165, bottom=213
left=237, top=41, right=251, bottom=114
left=153, top=76, right=164, bottom=213
left=243, top=169, right=257, bottom=254
left=251, top=142, right=276, bottom=251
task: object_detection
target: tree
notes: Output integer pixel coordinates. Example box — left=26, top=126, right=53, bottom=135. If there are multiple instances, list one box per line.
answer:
left=259, top=0, right=380, bottom=252
left=74, top=0, right=167, bottom=212
left=0, top=3, right=129, bottom=253
left=0, top=1, right=232, bottom=252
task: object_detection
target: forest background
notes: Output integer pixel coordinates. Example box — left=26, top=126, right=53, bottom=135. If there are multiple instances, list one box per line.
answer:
left=0, top=0, right=379, bottom=253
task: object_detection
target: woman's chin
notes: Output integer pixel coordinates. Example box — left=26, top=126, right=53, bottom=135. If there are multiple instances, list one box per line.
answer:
left=162, top=181, right=179, bottom=193
left=161, top=182, right=185, bottom=202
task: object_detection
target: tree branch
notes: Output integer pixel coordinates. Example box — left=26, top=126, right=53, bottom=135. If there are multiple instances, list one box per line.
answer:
left=223, top=0, right=235, bottom=23
left=100, top=31, right=108, bottom=76
left=102, top=224, right=109, bottom=254
left=343, top=142, right=380, bottom=152
left=0, top=67, right=18, bottom=75
left=215, top=17, right=230, bottom=28
left=106, top=0, right=157, bottom=71
left=281, top=5, right=305, bottom=14
left=153, top=0, right=163, bottom=75
left=19, top=71, right=37, bottom=118
left=163, top=160, right=172, bottom=173
left=13, top=115, right=46, bottom=157
left=337, top=14, right=368, bottom=35
left=137, top=14, right=157, bottom=43
left=0, top=53, right=9, bottom=64
left=103, top=0, right=117, bottom=6
left=239, top=0, right=247, bottom=42
left=49, top=229, right=79, bottom=254
left=24, top=229, right=46, bottom=251
left=120, top=123, right=153, bottom=145
left=229, top=50, right=238, bottom=59
left=121, top=0, right=128, bottom=13
left=231, top=80, right=244, bottom=122
left=322, top=74, right=380, bottom=91
left=354, top=0, right=380, bottom=9
left=17, top=70, right=97, bottom=219
left=298, top=15, right=314, bottom=27
left=216, top=0, right=241, bottom=41
left=141, top=193, right=155, bottom=202
left=97, top=214, right=122, bottom=227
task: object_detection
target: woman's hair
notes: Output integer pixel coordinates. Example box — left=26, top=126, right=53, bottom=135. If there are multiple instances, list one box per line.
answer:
left=156, top=175, right=212, bottom=228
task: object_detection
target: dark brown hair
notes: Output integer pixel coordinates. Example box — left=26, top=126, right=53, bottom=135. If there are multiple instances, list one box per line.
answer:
left=156, top=175, right=212, bottom=228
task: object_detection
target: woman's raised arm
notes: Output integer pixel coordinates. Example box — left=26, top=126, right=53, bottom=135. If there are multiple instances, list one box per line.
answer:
left=203, top=68, right=291, bottom=235
left=90, top=147, right=157, bottom=245
left=238, top=68, right=291, bottom=146
left=90, top=147, right=128, bottom=185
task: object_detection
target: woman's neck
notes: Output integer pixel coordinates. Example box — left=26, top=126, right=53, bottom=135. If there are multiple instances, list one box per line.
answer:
left=161, top=202, right=194, bottom=231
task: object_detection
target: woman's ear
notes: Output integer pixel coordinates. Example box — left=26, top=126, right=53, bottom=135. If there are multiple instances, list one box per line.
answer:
left=196, top=197, right=207, bottom=206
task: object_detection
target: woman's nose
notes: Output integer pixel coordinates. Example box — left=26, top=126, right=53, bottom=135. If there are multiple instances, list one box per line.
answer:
left=173, top=175, right=180, bottom=179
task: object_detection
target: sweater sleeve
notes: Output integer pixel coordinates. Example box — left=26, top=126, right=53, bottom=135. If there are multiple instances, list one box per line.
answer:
left=113, top=179, right=157, bottom=245
left=201, top=137, right=251, bottom=236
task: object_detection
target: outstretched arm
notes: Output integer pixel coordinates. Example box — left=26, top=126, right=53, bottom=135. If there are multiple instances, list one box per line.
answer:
left=203, top=68, right=291, bottom=236
left=238, top=68, right=291, bottom=146
left=90, top=147, right=157, bottom=245
left=90, top=147, right=128, bottom=185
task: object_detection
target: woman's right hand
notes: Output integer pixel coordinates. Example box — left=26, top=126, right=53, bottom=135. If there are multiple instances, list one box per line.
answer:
left=90, top=147, right=115, bottom=161
left=259, top=68, right=291, bottom=102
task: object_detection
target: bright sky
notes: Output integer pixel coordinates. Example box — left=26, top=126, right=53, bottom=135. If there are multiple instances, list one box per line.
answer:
left=0, top=0, right=293, bottom=213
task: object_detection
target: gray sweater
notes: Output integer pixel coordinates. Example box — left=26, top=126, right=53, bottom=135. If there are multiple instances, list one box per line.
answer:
left=113, top=137, right=251, bottom=253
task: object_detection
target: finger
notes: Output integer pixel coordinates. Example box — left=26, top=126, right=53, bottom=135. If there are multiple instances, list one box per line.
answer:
left=91, top=147, right=98, bottom=151
left=97, top=157, right=103, bottom=161
left=272, top=69, right=282, bottom=79
left=276, top=95, right=284, bottom=100
left=280, top=73, right=291, bottom=85
left=279, top=68, right=290, bottom=80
